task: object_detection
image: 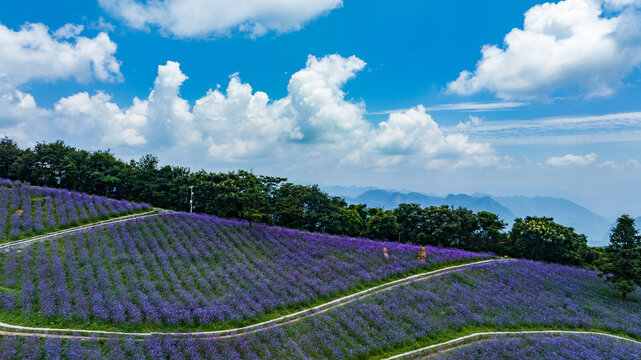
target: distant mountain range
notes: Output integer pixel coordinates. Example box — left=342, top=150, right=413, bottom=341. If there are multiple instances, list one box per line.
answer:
left=328, top=187, right=616, bottom=247
left=494, top=196, right=613, bottom=247
left=345, top=190, right=516, bottom=223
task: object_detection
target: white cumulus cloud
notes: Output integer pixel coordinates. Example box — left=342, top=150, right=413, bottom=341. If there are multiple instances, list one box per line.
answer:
left=0, top=22, right=123, bottom=137
left=362, top=106, right=498, bottom=169
left=5, top=53, right=500, bottom=171
left=99, top=0, right=343, bottom=38
left=53, top=91, right=147, bottom=147
left=286, top=54, right=368, bottom=143
left=0, top=22, right=122, bottom=86
left=546, top=152, right=598, bottom=166
left=194, top=74, right=300, bottom=160
left=448, top=0, right=641, bottom=99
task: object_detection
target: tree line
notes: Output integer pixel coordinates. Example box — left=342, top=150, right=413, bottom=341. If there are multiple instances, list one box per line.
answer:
left=1, top=136, right=639, bottom=296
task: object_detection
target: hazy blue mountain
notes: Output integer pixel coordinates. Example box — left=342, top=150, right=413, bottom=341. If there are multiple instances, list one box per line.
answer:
left=320, top=185, right=381, bottom=199
left=346, top=190, right=516, bottom=224
left=340, top=189, right=612, bottom=246
left=494, top=196, right=612, bottom=247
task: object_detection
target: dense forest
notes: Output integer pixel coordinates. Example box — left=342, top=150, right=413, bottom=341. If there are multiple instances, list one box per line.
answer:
left=0, top=137, right=601, bottom=266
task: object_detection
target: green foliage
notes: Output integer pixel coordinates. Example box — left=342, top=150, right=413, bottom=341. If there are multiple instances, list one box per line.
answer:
left=599, top=215, right=641, bottom=300
left=338, top=207, right=365, bottom=237
left=0, top=137, right=21, bottom=179
left=581, top=246, right=604, bottom=269
left=393, top=203, right=426, bottom=242
left=1, top=137, right=602, bottom=269
left=508, top=216, right=588, bottom=265
left=366, top=209, right=400, bottom=241
left=475, top=211, right=508, bottom=254
left=414, top=206, right=481, bottom=250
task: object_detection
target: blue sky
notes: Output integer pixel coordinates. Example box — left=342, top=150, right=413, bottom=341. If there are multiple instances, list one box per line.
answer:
left=1, top=0, right=641, bottom=218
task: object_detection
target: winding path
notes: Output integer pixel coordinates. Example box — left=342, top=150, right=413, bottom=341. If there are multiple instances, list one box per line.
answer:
left=0, top=258, right=509, bottom=339
left=0, top=208, right=167, bottom=253
left=381, top=330, right=641, bottom=360
left=4, top=214, right=634, bottom=360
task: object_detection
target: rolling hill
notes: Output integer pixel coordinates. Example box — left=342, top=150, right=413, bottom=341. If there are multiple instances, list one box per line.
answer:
left=0, top=182, right=639, bottom=359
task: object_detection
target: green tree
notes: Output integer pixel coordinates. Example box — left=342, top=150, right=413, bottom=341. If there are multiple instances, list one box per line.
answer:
left=393, top=203, right=426, bottom=243
left=366, top=209, right=399, bottom=241
left=454, top=207, right=481, bottom=250
left=9, top=149, right=37, bottom=183
left=272, top=184, right=344, bottom=233
left=423, top=206, right=460, bottom=247
left=31, top=141, right=75, bottom=187
left=475, top=211, right=508, bottom=254
left=338, top=207, right=365, bottom=237
left=0, top=137, right=22, bottom=179
left=508, top=216, right=587, bottom=265
left=130, top=154, right=161, bottom=204
left=599, top=215, right=641, bottom=300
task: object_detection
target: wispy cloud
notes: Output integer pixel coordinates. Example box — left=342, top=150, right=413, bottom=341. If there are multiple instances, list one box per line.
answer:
left=545, top=153, right=597, bottom=167
left=367, top=101, right=527, bottom=115
left=425, top=102, right=528, bottom=112
left=444, top=112, right=641, bottom=146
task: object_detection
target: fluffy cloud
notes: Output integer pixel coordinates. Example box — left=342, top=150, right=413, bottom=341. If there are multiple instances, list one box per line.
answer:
left=448, top=0, right=641, bottom=99
left=51, top=61, right=198, bottom=149
left=99, top=0, right=343, bottom=38
left=6, top=53, right=499, bottom=170
left=53, top=92, right=147, bottom=147
left=0, top=21, right=122, bottom=138
left=286, top=54, right=368, bottom=143
left=194, top=75, right=299, bottom=160
left=0, top=22, right=121, bottom=87
left=366, top=107, right=497, bottom=169
left=546, top=152, right=598, bottom=166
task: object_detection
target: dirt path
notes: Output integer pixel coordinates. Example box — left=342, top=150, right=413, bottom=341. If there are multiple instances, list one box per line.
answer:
left=0, top=258, right=509, bottom=340
left=0, top=208, right=167, bottom=252
left=382, top=330, right=641, bottom=360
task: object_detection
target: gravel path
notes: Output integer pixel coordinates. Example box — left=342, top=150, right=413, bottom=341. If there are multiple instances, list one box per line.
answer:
left=0, top=258, right=508, bottom=340
left=382, top=330, right=641, bottom=360
left=0, top=208, right=166, bottom=252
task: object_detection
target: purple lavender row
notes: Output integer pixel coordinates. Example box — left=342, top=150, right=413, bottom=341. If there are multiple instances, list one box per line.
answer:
left=0, top=260, right=639, bottom=358
left=0, top=179, right=149, bottom=241
left=0, top=312, right=640, bottom=359
left=0, top=212, right=489, bottom=328
left=425, top=333, right=641, bottom=360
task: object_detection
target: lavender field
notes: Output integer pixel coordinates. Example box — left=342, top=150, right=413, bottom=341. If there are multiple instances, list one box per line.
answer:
left=0, top=212, right=489, bottom=331
left=0, top=179, right=150, bottom=242
left=425, top=333, right=641, bottom=359
left=0, top=332, right=639, bottom=360
left=0, top=260, right=639, bottom=359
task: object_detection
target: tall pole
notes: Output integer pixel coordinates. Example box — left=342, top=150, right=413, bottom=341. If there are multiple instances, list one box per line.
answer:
left=189, top=185, right=194, bottom=213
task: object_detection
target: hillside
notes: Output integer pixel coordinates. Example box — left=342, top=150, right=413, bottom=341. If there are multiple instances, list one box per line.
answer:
left=0, top=183, right=639, bottom=359
left=0, top=212, right=489, bottom=332
left=0, top=260, right=638, bottom=358
left=0, top=179, right=150, bottom=243
left=425, top=333, right=640, bottom=359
